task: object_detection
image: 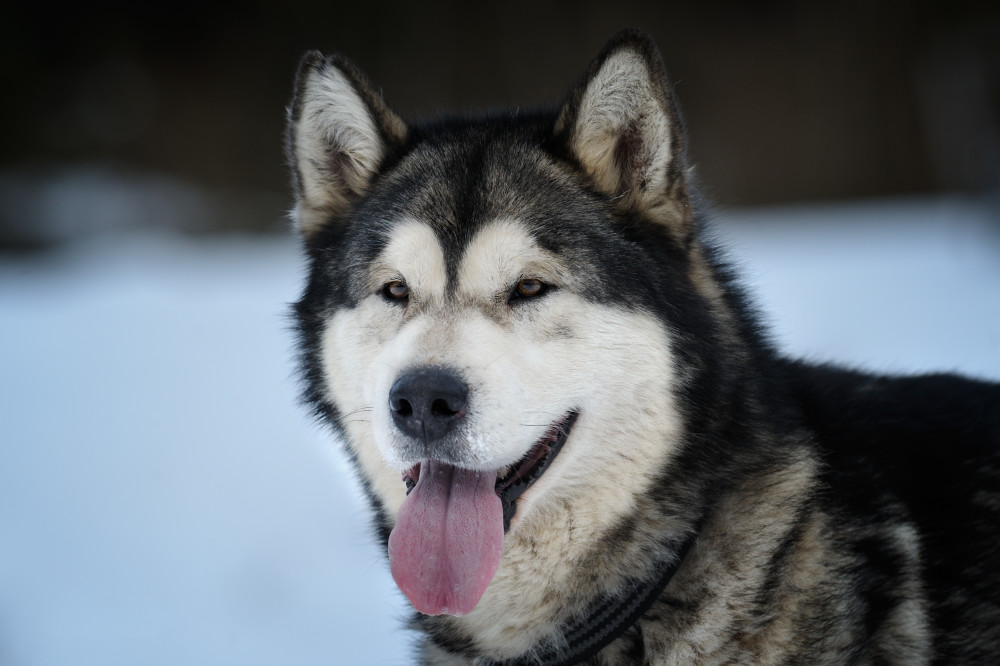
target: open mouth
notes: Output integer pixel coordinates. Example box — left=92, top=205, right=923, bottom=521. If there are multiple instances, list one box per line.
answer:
left=389, top=411, right=579, bottom=616
left=494, top=411, right=579, bottom=529
left=402, top=411, right=579, bottom=531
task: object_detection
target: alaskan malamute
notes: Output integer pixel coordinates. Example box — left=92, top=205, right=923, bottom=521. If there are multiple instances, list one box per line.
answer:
left=286, top=29, right=1000, bottom=664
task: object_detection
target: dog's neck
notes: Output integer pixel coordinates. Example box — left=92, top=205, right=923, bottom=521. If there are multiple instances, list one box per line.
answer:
left=488, top=529, right=699, bottom=666
left=415, top=516, right=701, bottom=665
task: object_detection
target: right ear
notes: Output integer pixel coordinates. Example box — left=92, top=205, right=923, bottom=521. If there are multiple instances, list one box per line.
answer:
left=286, top=51, right=408, bottom=238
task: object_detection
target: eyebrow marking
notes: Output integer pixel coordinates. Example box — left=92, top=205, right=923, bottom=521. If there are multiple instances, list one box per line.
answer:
left=456, top=219, right=546, bottom=299
left=371, top=219, right=448, bottom=301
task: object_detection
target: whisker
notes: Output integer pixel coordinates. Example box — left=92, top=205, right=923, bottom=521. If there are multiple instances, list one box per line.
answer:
left=342, top=406, right=374, bottom=418
left=481, top=351, right=509, bottom=370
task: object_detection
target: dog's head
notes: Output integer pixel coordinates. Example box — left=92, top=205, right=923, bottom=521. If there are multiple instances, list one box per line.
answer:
left=288, top=30, right=726, bottom=620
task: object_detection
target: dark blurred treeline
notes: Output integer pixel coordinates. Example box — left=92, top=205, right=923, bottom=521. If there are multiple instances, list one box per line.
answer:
left=1, top=1, right=998, bottom=247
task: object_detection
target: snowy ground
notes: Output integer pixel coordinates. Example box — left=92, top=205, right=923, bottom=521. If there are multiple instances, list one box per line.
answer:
left=1, top=195, right=998, bottom=665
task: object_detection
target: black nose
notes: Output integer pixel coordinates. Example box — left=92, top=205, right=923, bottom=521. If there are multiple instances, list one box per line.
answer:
left=389, top=367, right=468, bottom=442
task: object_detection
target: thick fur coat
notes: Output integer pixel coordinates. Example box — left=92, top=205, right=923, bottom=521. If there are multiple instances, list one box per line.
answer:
left=287, top=30, right=1000, bottom=664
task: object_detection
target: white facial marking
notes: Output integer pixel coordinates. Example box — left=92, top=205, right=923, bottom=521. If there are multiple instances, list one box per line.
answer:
left=456, top=219, right=551, bottom=298
left=319, top=220, right=447, bottom=515
left=370, top=219, right=448, bottom=300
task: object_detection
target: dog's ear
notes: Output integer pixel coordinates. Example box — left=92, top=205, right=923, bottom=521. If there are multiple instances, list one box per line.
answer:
left=554, top=30, right=691, bottom=238
left=286, top=52, right=407, bottom=238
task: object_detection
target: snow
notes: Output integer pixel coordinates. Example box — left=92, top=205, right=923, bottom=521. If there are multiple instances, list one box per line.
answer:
left=0, top=234, right=411, bottom=665
left=1, top=195, right=998, bottom=665
left=714, top=195, right=1000, bottom=379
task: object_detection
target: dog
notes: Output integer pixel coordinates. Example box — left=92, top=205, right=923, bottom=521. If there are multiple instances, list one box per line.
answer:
left=285, top=29, right=1000, bottom=664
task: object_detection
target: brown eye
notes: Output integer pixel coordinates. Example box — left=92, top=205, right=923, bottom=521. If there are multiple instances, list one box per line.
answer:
left=514, top=278, right=546, bottom=299
left=383, top=280, right=409, bottom=301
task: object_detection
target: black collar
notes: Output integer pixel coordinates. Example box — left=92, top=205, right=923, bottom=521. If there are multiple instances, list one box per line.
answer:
left=485, top=529, right=698, bottom=666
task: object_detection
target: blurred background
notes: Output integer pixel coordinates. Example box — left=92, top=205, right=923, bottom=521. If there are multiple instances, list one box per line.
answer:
left=3, top=0, right=1000, bottom=246
left=2, top=2, right=999, bottom=665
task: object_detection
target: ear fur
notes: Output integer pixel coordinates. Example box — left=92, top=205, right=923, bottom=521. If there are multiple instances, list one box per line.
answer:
left=555, top=30, right=691, bottom=236
left=286, top=52, right=408, bottom=237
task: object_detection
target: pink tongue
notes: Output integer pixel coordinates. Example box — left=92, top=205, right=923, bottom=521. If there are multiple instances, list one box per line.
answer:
left=388, top=459, right=503, bottom=616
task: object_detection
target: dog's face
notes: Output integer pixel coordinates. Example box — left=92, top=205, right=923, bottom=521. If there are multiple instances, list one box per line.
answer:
left=322, top=193, right=681, bottom=508
left=289, top=33, right=715, bottom=620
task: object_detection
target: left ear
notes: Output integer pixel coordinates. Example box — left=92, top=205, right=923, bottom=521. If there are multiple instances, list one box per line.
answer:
left=554, top=30, right=691, bottom=236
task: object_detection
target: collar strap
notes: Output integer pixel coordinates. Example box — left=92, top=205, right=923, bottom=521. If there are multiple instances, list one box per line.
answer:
left=486, top=530, right=698, bottom=666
